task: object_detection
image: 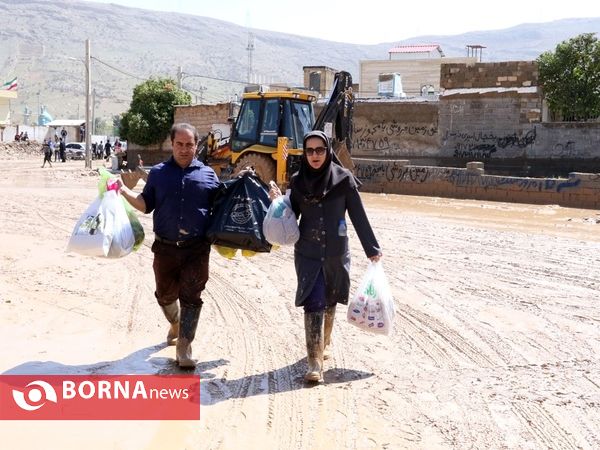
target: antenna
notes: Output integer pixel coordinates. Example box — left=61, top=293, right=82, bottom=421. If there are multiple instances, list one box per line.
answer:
left=246, top=32, right=255, bottom=83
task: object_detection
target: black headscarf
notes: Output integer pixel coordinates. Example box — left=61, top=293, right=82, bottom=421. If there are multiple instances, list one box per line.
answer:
left=293, top=130, right=356, bottom=201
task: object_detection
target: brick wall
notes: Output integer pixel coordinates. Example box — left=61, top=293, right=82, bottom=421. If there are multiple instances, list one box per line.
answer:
left=174, top=103, right=232, bottom=135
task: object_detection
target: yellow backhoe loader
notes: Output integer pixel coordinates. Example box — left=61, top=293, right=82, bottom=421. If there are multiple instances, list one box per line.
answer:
left=121, top=71, right=354, bottom=189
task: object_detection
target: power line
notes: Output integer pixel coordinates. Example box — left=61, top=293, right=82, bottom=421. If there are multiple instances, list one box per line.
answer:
left=91, top=56, right=147, bottom=81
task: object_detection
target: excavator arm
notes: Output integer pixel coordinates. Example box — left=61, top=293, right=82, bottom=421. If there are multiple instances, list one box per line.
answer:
left=312, top=71, right=354, bottom=169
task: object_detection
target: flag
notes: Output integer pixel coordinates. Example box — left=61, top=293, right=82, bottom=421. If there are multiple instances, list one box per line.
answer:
left=1, top=77, right=17, bottom=91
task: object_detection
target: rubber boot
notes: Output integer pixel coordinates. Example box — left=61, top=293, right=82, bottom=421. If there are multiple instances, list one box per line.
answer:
left=160, top=302, right=179, bottom=346
left=176, top=305, right=201, bottom=368
left=304, top=311, right=324, bottom=383
left=323, top=305, right=336, bottom=360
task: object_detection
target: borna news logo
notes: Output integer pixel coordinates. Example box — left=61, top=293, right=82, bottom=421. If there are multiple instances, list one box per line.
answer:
left=0, top=375, right=200, bottom=420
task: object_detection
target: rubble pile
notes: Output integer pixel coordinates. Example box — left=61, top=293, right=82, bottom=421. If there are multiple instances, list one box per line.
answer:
left=0, top=141, right=43, bottom=160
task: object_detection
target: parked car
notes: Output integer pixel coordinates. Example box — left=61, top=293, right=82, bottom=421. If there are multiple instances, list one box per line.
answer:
left=65, top=142, right=85, bottom=160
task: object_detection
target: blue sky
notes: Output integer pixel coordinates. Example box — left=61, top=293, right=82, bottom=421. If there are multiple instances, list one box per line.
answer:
left=86, top=0, right=600, bottom=44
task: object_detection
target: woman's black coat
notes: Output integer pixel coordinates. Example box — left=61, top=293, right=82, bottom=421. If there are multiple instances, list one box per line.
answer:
left=289, top=169, right=381, bottom=307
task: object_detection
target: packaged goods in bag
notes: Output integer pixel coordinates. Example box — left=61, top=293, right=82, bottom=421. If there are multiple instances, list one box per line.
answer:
left=347, top=261, right=395, bottom=335
left=67, top=190, right=135, bottom=258
left=262, top=194, right=299, bottom=246
left=207, top=172, right=272, bottom=253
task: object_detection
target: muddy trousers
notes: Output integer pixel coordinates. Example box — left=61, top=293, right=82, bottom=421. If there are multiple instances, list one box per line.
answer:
left=152, top=238, right=210, bottom=367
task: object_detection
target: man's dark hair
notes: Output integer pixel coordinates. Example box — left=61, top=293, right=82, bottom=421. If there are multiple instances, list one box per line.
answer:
left=170, top=123, right=199, bottom=143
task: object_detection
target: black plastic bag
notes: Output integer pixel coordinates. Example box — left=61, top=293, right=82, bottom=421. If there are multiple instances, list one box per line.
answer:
left=207, top=173, right=272, bottom=253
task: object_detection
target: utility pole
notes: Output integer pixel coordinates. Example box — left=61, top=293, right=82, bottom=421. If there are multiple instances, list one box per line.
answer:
left=92, top=88, right=96, bottom=135
left=85, top=39, right=92, bottom=169
left=177, top=66, right=183, bottom=89
left=246, top=32, right=254, bottom=84
left=36, top=92, right=40, bottom=125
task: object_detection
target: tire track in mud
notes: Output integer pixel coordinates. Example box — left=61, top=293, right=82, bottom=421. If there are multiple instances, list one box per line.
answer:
left=203, top=269, right=308, bottom=449
left=395, top=303, right=496, bottom=368
left=511, top=401, right=581, bottom=450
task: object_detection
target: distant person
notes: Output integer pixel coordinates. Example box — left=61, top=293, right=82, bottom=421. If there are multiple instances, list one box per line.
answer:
left=104, top=140, right=111, bottom=159
left=14, top=132, right=20, bottom=142
left=41, top=140, right=53, bottom=168
left=59, top=138, right=66, bottom=162
left=61, top=127, right=67, bottom=142
left=23, top=131, right=29, bottom=142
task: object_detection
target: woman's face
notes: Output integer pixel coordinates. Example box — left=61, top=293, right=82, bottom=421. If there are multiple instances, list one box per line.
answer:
left=304, top=136, right=328, bottom=170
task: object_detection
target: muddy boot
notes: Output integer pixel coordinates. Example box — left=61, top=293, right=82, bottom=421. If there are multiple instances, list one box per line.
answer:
left=304, top=311, right=324, bottom=383
left=323, top=305, right=336, bottom=360
left=160, top=302, right=180, bottom=346
left=176, top=305, right=201, bottom=368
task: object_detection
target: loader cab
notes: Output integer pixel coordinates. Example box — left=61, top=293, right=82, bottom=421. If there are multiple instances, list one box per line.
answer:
left=231, top=90, right=316, bottom=154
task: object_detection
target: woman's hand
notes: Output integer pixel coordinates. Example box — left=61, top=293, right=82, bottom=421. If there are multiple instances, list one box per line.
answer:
left=369, top=253, right=382, bottom=263
left=268, top=181, right=282, bottom=200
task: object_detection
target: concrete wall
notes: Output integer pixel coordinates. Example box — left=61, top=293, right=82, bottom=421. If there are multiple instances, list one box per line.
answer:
left=0, top=125, right=50, bottom=142
left=351, top=100, right=439, bottom=158
left=353, top=159, right=600, bottom=209
left=359, top=57, right=476, bottom=97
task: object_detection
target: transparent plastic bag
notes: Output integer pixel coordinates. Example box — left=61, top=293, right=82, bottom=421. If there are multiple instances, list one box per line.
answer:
left=347, top=261, right=395, bottom=335
left=67, top=190, right=135, bottom=258
left=98, top=167, right=144, bottom=250
left=262, top=195, right=299, bottom=246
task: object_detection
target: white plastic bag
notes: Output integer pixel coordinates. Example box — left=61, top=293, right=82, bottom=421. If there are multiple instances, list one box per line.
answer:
left=262, top=195, right=300, bottom=246
left=347, top=261, right=395, bottom=335
left=67, top=190, right=135, bottom=258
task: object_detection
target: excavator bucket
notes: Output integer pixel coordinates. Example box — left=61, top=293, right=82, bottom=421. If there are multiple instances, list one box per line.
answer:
left=333, top=141, right=354, bottom=171
left=120, top=166, right=148, bottom=190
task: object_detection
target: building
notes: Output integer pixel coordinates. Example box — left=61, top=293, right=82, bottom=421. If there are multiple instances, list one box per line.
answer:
left=359, top=44, right=476, bottom=98
left=0, top=89, right=17, bottom=125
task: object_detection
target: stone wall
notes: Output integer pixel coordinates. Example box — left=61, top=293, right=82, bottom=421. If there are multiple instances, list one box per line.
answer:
left=353, top=158, right=600, bottom=209
left=441, top=61, right=538, bottom=89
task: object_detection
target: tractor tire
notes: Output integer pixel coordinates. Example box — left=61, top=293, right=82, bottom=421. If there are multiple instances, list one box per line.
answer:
left=234, top=153, right=276, bottom=184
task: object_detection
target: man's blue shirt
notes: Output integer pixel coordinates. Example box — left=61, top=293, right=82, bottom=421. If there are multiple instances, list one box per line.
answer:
left=141, top=157, right=220, bottom=241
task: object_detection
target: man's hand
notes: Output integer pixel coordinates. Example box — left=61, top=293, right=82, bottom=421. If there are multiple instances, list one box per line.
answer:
left=237, top=166, right=255, bottom=177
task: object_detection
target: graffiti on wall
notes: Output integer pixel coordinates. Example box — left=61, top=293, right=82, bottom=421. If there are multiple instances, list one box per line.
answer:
left=444, top=128, right=537, bottom=159
left=355, top=161, right=431, bottom=183
left=552, top=141, right=577, bottom=159
left=354, top=161, right=581, bottom=193
left=353, top=120, right=438, bottom=153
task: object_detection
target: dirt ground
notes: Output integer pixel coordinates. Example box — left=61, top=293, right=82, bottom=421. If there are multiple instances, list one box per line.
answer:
left=1, top=157, right=600, bottom=449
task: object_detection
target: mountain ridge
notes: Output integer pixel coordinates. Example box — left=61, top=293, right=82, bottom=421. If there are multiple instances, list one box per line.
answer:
left=1, top=0, right=599, bottom=123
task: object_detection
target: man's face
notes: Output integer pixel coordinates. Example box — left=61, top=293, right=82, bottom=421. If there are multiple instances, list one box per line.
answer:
left=172, top=129, right=196, bottom=168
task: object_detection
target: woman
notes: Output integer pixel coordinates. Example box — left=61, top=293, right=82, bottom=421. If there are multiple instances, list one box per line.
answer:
left=269, top=130, right=382, bottom=383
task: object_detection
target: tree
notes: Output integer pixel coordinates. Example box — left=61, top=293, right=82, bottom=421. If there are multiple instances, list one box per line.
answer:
left=537, top=33, right=600, bottom=121
left=120, top=78, right=191, bottom=145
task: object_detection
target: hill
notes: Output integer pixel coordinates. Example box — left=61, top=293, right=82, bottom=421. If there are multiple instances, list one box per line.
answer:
left=1, top=0, right=599, bottom=124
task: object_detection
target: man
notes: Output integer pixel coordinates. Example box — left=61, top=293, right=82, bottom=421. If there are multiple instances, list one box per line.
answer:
left=116, top=123, right=220, bottom=368
left=41, top=139, right=53, bottom=168
left=59, top=138, right=66, bottom=162
left=104, top=139, right=111, bottom=160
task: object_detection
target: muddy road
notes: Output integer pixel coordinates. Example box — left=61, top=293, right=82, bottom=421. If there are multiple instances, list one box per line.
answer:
left=1, top=159, right=599, bottom=449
